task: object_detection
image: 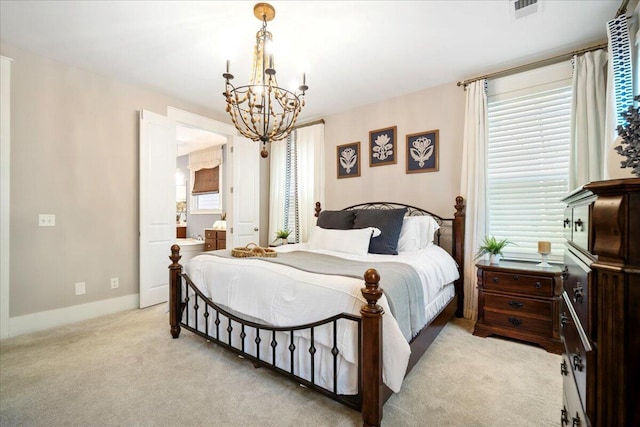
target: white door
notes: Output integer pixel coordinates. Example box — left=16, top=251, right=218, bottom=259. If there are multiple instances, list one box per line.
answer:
left=229, top=136, right=260, bottom=247
left=139, top=110, right=176, bottom=308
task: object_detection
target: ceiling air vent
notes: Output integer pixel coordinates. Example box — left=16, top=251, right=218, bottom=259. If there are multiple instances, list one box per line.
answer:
left=511, top=0, right=539, bottom=20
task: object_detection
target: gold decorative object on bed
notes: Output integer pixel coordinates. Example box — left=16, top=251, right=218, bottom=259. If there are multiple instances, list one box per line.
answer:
left=231, top=242, right=277, bottom=258
left=169, top=197, right=466, bottom=427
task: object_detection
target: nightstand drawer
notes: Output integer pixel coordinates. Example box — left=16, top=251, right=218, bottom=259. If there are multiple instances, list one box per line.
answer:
left=204, top=242, right=215, bottom=251
left=205, top=229, right=216, bottom=239
left=484, top=310, right=552, bottom=336
left=483, top=271, right=554, bottom=297
left=484, top=293, right=552, bottom=318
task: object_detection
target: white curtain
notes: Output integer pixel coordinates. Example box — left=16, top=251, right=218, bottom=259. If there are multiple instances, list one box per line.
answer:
left=569, top=50, right=608, bottom=190
left=459, top=80, right=488, bottom=321
left=268, top=123, right=325, bottom=243
left=296, top=124, right=325, bottom=242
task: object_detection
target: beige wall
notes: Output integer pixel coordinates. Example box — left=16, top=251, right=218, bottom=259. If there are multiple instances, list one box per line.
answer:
left=324, top=83, right=466, bottom=218
left=1, top=42, right=227, bottom=317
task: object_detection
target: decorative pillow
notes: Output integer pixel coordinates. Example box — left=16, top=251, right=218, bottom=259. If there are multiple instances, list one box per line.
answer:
left=353, top=208, right=407, bottom=255
left=316, top=210, right=356, bottom=230
left=307, top=226, right=374, bottom=256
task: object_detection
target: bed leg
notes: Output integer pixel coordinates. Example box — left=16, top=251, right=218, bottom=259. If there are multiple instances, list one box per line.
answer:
left=169, top=244, right=183, bottom=339
left=360, top=268, right=384, bottom=427
left=452, top=196, right=465, bottom=318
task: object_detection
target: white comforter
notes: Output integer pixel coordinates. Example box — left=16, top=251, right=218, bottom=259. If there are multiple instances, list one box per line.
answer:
left=184, top=244, right=459, bottom=393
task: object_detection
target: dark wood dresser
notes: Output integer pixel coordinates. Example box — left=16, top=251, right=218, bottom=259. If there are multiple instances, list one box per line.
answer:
left=204, top=228, right=226, bottom=251
left=560, top=178, right=640, bottom=427
left=474, top=260, right=563, bottom=354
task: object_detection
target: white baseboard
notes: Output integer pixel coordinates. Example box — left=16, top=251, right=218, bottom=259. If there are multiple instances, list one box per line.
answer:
left=6, top=294, right=140, bottom=338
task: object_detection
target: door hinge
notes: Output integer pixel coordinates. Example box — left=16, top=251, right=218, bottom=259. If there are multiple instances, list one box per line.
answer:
left=230, top=186, right=233, bottom=194
left=230, top=146, right=234, bottom=153
left=230, top=227, right=234, bottom=234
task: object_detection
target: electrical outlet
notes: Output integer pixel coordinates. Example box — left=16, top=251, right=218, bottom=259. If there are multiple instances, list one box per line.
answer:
left=38, top=214, right=56, bottom=227
left=75, top=282, right=86, bottom=295
left=110, top=277, right=119, bottom=289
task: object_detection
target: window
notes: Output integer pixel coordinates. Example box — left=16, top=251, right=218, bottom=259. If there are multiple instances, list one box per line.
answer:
left=487, top=63, right=572, bottom=262
left=188, top=147, right=223, bottom=214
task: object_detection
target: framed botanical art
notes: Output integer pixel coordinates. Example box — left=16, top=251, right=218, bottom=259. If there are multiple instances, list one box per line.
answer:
left=337, top=141, right=361, bottom=179
left=406, top=129, right=439, bottom=173
left=369, top=126, right=397, bottom=167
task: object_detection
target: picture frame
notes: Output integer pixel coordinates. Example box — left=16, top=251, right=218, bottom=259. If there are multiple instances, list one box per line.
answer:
left=406, top=129, right=439, bottom=173
left=369, top=126, right=397, bottom=167
left=337, top=141, right=361, bottom=179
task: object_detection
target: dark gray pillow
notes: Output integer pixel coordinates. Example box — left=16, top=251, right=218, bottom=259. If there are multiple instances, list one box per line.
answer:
left=317, top=210, right=356, bottom=230
left=353, top=208, right=407, bottom=255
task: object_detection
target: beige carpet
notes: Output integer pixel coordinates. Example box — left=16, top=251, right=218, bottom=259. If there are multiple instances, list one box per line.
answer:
left=0, top=305, right=561, bottom=426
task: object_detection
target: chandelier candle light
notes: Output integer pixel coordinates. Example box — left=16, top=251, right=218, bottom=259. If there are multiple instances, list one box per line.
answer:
left=223, top=2, right=309, bottom=158
left=537, top=241, right=552, bottom=268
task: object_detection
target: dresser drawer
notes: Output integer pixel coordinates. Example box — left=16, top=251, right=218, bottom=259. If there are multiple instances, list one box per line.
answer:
left=205, top=229, right=216, bottom=239
left=560, top=293, right=592, bottom=411
left=484, top=293, right=552, bottom=318
left=204, top=242, right=215, bottom=251
left=564, top=249, right=591, bottom=338
left=484, top=310, right=552, bottom=336
left=563, top=385, right=589, bottom=427
left=483, top=271, right=554, bottom=297
left=572, top=204, right=590, bottom=252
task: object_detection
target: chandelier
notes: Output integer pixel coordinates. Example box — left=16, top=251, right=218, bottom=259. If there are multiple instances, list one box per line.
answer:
left=223, top=2, right=309, bottom=158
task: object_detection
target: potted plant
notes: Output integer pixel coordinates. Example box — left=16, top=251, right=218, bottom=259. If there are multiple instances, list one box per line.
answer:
left=475, top=236, right=513, bottom=265
left=273, top=229, right=291, bottom=245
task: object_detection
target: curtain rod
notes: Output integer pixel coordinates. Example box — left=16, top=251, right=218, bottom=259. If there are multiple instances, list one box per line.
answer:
left=456, top=41, right=608, bottom=88
left=294, top=118, right=325, bottom=130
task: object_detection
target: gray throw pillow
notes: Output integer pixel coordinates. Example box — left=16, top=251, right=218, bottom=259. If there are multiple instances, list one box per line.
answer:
left=317, top=210, right=356, bottom=229
left=353, top=208, right=407, bottom=255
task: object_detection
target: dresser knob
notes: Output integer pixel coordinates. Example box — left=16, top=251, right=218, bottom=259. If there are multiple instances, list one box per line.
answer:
left=561, top=313, right=568, bottom=328
left=561, top=360, right=568, bottom=376
left=535, top=282, right=542, bottom=289
left=572, top=283, right=584, bottom=304
left=508, top=300, right=524, bottom=309
left=492, top=277, right=499, bottom=283
left=561, top=406, right=569, bottom=425
left=572, top=413, right=581, bottom=427
left=508, top=317, right=523, bottom=326
left=563, top=218, right=571, bottom=228
left=562, top=265, right=569, bottom=280
left=574, top=218, right=584, bottom=232
left=572, top=353, right=584, bottom=372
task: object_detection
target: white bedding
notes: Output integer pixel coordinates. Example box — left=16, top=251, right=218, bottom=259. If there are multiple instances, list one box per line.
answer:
left=183, top=244, right=459, bottom=394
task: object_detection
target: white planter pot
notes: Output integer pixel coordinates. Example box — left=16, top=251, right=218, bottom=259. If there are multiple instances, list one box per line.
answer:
left=490, top=254, right=501, bottom=265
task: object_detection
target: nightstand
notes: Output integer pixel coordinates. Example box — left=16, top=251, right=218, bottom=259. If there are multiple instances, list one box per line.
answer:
left=204, top=229, right=226, bottom=251
left=473, top=260, right=563, bottom=354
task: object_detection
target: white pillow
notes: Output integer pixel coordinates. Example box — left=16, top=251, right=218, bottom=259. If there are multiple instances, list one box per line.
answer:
left=397, top=216, right=441, bottom=251
left=397, top=217, right=421, bottom=252
left=307, top=226, right=374, bottom=255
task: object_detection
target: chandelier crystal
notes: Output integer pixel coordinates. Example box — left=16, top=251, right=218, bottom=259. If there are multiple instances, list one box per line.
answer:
left=223, top=3, right=308, bottom=158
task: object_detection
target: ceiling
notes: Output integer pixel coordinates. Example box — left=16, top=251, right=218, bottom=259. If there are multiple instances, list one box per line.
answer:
left=0, top=1, right=623, bottom=124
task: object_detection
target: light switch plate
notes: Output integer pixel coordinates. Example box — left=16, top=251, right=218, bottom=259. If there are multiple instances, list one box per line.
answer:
left=39, top=214, right=56, bottom=227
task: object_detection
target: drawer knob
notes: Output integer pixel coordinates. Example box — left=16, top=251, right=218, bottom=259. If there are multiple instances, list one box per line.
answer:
left=560, top=360, right=568, bottom=376
left=561, top=407, right=569, bottom=425
left=572, top=353, right=584, bottom=372
left=535, top=282, right=542, bottom=289
left=572, top=283, right=584, bottom=304
left=508, top=317, right=523, bottom=326
left=508, top=300, right=523, bottom=309
left=572, top=413, right=581, bottom=427
left=563, top=218, right=571, bottom=228
left=562, top=265, right=569, bottom=280
left=574, top=218, right=584, bottom=232
left=492, top=277, right=499, bottom=283
left=561, top=313, right=568, bottom=328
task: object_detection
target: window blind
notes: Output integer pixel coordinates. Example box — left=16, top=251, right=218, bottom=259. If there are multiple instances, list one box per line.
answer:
left=487, top=85, right=572, bottom=261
